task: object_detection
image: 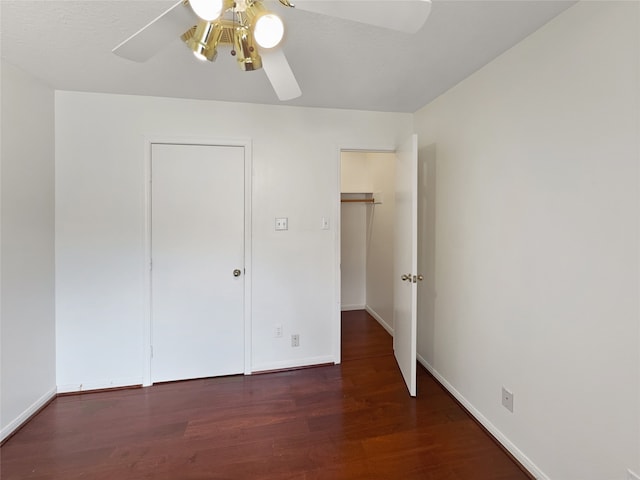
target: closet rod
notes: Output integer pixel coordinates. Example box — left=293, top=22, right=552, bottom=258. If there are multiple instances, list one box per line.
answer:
left=341, top=198, right=375, bottom=203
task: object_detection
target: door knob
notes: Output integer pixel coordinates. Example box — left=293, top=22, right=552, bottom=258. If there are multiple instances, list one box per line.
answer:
left=401, top=274, right=410, bottom=282
left=417, top=274, right=424, bottom=281
left=233, top=269, right=242, bottom=277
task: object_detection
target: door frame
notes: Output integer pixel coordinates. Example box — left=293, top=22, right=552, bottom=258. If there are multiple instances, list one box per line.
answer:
left=334, top=143, right=396, bottom=365
left=142, top=136, right=253, bottom=386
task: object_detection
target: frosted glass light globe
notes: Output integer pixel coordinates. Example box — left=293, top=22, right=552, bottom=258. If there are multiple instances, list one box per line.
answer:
left=190, top=0, right=223, bottom=21
left=253, top=14, right=284, bottom=49
left=193, top=50, right=208, bottom=61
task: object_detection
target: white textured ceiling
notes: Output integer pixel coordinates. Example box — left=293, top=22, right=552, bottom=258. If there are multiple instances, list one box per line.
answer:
left=1, top=0, right=575, bottom=113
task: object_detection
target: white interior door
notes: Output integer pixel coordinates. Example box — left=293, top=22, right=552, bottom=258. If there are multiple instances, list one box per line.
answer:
left=393, top=134, right=419, bottom=396
left=151, top=143, right=245, bottom=383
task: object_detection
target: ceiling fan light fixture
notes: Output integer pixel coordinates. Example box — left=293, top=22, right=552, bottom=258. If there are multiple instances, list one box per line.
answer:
left=253, top=14, right=284, bottom=49
left=245, top=2, right=284, bottom=49
left=189, top=0, right=224, bottom=21
left=233, top=25, right=262, bottom=71
left=193, top=51, right=207, bottom=61
left=182, top=21, right=224, bottom=62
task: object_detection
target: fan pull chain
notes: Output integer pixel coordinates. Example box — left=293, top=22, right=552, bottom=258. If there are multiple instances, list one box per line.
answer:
left=230, top=2, right=237, bottom=56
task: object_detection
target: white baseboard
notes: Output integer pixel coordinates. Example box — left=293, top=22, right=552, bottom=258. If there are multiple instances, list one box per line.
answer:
left=628, top=469, right=640, bottom=480
left=341, top=304, right=366, bottom=312
left=416, top=354, right=548, bottom=480
left=251, top=355, right=335, bottom=373
left=57, top=377, right=143, bottom=394
left=1, top=386, right=57, bottom=443
left=365, top=305, right=393, bottom=336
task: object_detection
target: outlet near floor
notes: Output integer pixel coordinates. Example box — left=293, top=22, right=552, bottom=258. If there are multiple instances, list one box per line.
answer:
left=291, top=334, right=300, bottom=347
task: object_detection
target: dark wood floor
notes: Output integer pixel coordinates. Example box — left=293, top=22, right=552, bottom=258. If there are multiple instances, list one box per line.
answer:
left=1, top=310, right=531, bottom=479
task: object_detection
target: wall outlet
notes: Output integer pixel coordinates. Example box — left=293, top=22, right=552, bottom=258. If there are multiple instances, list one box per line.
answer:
left=274, top=324, right=283, bottom=338
left=275, top=217, right=288, bottom=231
left=502, top=387, right=514, bottom=413
left=291, top=334, right=300, bottom=347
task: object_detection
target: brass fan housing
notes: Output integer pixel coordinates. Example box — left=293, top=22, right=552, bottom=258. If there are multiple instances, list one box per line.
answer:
left=233, top=24, right=262, bottom=71
left=181, top=21, right=224, bottom=61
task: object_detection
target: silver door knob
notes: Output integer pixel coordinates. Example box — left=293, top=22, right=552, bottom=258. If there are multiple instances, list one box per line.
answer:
left=401, top=274, right=410, bottom=281
left=233, top=269, right=242, bottom=277
left=417, top=274, right=424, bottom=281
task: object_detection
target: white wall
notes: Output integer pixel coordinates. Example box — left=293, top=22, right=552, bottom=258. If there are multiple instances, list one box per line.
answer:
left=364, top=153, right=395, bottom=332
left=414, top=2, right=639, bottom=479
left=54, top=91, right=412, bottom=388
left=1, top=61, right=57, bottom=440
left=340, top=203, right=369, bottom=311
left=341, top=152, right=374, bottom=193
left=340, top=199, right=367, bottom=310
left=340, top=152, right=371, bottom=310
left=417, top=143, right=437, bottom=364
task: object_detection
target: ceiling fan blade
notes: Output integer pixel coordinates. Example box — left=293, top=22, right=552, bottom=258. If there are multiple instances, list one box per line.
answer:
left=112, top=0, right=198, bottom=62
left=261, top=49, right=302, bottom=101
left=290, top=0, right=431, bottom=34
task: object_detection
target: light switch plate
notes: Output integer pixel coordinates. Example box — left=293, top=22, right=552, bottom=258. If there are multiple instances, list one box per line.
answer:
left=275, top=217, right=288, bottom=231
left=502, top=387, right=514, bottom=413
left=321, top=217, right=330, bottom=230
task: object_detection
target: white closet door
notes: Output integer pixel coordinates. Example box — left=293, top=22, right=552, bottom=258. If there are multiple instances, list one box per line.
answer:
left=393, top=134, right=419, bottom=396
left=151, top=143, right=245, bottom=383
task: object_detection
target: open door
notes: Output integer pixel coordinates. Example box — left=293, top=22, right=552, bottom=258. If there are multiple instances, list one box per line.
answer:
left=393, top=134, right=419, bottom=396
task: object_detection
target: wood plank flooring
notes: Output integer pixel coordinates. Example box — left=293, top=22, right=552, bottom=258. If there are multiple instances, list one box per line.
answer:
left=1, top=310, right=531, bottom=479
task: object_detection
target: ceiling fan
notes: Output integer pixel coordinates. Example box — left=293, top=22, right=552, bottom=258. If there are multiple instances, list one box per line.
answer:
left=112, top=0, right=432, bottom=101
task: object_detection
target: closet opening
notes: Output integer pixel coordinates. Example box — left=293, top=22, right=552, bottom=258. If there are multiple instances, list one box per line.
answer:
left=340, top=150, right=396, bottom=338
